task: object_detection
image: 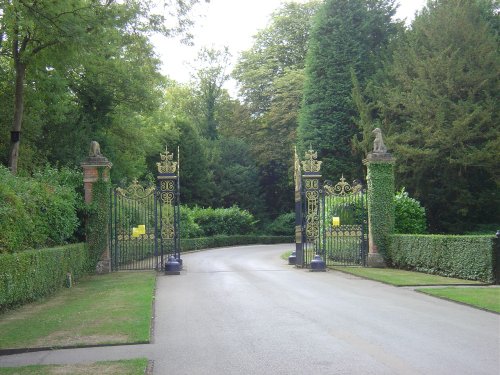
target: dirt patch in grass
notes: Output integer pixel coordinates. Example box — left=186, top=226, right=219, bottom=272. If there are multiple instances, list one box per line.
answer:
left=33, top=332, right=129, bottom=348
left=0, top=359, right=148, bottom=375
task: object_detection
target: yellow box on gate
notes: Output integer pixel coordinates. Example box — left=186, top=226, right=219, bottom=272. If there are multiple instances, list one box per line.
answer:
left=332, top=217, right=340, bottom=227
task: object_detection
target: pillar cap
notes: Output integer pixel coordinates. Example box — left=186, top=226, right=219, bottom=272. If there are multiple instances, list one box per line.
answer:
left=363, top=152, right=395, bottom=165
left=81, top=156, right=112, bottom=168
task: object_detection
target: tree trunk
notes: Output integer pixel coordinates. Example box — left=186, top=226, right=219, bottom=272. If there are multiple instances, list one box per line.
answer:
left=8, top=60, right=26, bottom=175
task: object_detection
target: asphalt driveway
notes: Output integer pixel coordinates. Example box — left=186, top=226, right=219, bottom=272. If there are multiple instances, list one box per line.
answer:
left=1, top=244, right=499, bottom=374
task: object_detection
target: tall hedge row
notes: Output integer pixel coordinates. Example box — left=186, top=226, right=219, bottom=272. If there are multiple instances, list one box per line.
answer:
left=0, top=166, right=81, bottom=253
left=388, top=234, right=496, bottom=283
left=0, top=243, right=89, bottom=312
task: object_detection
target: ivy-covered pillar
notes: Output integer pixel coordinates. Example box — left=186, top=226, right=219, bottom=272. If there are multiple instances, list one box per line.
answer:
left=363, top=129, right=395, bottom=267
left=81, top=141, right=112, bottom=273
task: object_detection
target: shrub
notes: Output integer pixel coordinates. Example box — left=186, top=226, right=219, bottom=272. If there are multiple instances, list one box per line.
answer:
left=394, top=188, right=427, bottom=234
left=267, top=212, right=295, bottom=236
left=180, top=206, right=203, bottom=238
left=189, top=206, right=256, bottom=236
left=0, top=243, right=89, bottom=312
left=388, top=234, right=495, bottom=283
left=0, top=166, right=79, bottom=253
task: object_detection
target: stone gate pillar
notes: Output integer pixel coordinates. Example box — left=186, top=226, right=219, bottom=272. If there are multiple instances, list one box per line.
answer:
left=363, top=129, right=395, bottom=267
left=81, top=141, right=112, bottom=273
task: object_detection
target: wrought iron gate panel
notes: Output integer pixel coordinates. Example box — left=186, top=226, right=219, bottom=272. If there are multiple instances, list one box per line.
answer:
left=109, top=146, right=180, bottom=271
left=321, top=177, right=368, bottom=266
left=110, top=181, right=158, bottom=271
left=294, top=147, right=368, bottom=268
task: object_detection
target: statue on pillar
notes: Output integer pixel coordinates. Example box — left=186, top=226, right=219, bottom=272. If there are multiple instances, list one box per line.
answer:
left=372, top=128, right=387, bottom=153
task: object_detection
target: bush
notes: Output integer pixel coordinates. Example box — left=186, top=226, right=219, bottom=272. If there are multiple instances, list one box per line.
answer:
left=394, top=188, right=427, bottom=234
left=267, top=212, right=295, bottom=236
left=189, top=206, right=256, bottom=236
left=0, top=243, right=89, bottom=312
left=180, top=206, right=204, bottom=238
left=181, top=235, right=293, bottom=252
left=388, top=234, right=495, bottom=283
left=0, top=166, right=80, bottom=253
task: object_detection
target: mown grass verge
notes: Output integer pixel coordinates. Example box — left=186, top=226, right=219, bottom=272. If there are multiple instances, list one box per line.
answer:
left=417, top=287, right=500, bottom=313
left=0, top=272, right=155, bottom=350
left=0, top=358, right=149, bottom=375
left=332, top=267, right=484, bottom=286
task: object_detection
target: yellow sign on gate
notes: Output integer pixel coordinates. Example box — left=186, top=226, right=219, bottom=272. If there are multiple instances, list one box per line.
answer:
left=332, top=217, right=340, bottom=227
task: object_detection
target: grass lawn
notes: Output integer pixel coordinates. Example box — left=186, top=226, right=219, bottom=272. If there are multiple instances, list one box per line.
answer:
left=417, top=287, right=500, bottom=313
left=333, top=266, right=484, bottom=286
left=0, top=272, right=155, bottom=349
left=281, top=250, right=293, bottom=260
left=0, top=358, right=149, bottom=375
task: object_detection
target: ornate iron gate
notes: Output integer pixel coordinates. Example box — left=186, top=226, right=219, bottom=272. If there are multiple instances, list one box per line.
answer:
left=109, top=147, right=180, bottom=271
left=294, top=147, right=368, bottom=267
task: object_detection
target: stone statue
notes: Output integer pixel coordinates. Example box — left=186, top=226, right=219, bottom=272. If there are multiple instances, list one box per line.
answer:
left=372, top=128, right=387, bottom=153
left=89, top=141, right=102, bottom=157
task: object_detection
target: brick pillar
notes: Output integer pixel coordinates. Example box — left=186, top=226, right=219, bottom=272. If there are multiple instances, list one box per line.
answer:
left=81, top=150, right=112, bottom=273
left=363, top=152, right=395, bottom=267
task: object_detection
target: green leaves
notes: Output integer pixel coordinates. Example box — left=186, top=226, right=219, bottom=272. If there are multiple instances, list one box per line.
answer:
left=389, top=234, right=495, bottom=283
left=366, top=0, right=500, bottom=232
left=298, top=0, right=398, bottom=181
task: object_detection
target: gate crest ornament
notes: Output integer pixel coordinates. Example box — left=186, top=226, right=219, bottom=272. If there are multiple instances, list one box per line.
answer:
left=116, top=179, right=154, bottom=199
left=157, top=146, right=177, bottom=174
left=302, top=147, right=322, bottom=173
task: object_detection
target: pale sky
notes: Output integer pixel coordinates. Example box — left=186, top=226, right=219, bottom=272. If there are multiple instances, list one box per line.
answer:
left=152, top=0, right=427, bottom=90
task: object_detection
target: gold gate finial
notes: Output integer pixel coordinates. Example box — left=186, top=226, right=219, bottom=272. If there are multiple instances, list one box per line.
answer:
left=302, top=146, right=322, bottom=173
left=157, top=146, right=177, bottom=174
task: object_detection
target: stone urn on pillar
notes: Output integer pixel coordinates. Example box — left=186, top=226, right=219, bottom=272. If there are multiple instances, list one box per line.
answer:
left=363, top=128, right=395, bottom=268
left=81, top=141, right=112, bottom=273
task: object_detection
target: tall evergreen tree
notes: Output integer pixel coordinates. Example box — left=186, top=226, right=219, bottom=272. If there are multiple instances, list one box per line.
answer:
left=298, top=0, right=398, bottom=181
left=363, top=0, right=500, bottom=232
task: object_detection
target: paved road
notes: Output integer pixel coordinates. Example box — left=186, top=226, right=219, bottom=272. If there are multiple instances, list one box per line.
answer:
left=1, top=244, right=499, bottom=374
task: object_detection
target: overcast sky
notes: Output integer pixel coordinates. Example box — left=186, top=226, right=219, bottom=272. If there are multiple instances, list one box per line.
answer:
left=152, top=0, right=427, bottom=89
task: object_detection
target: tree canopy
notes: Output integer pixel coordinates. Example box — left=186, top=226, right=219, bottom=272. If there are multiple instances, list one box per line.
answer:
left=298, top=0, right=399, bottom=181
left=359, top=0, right=500, bottom=232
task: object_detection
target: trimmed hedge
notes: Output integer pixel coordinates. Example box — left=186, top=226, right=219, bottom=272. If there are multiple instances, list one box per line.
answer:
left=388, top=234, right=496, bottom=283
left=181, top=235, right=293, bottom=252
left=0, top=243, right=89, bottom=312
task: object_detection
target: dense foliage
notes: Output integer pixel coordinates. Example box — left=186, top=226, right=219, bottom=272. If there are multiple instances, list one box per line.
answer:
left=298, top=0, right=399, bottom=181
left=0, top=243, right=88, bottom=312
left=366, top=162, right=395, bottom=255
left=388, top=234, right=496, bottom=283
left=394, top=188, right=427, bottom=234
left=0, top=0, right=497, bottom=235
left=0, top=166, right=80, bottom=253
left=267, top=212, right=295, bottom=236
left=187, top=206, right=257, bottom=237
left=357, top=0, right=499, bottom=232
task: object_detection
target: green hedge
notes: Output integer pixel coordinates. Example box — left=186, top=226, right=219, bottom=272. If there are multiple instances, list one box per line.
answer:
left=388, top=234, right=496, bottom=283
left=0, top=166, right=80, bottom=253
left=0, top=243, right=89, bottom=312
left=181, top=235, right=293, bottom=252
left=189, top=206, right=256, bottom=236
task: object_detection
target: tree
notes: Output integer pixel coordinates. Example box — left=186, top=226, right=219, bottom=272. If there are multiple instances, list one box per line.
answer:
left=297, top=0, right=398, bottom=181
left=362, top=0, right=500, bottom=232
left=233, top=1, right=320, bottom=117
left=191, top=46, right=231, bottom=140
left=0, top=0, right=205, bottom=174
left=232, top=1, right=320, bottom=218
